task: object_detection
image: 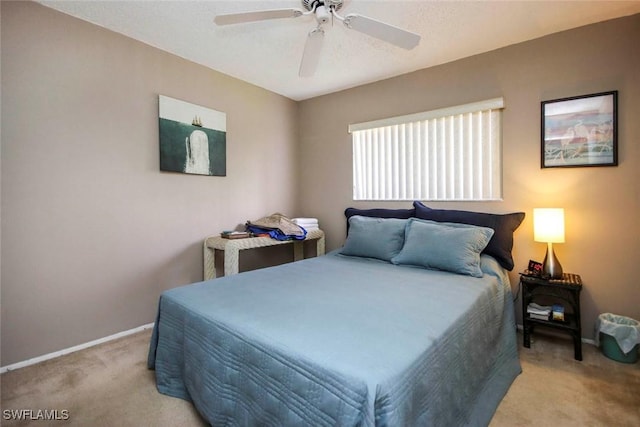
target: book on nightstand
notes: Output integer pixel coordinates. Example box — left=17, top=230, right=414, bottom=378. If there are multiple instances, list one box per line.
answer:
left=527, top=303, right=551, bottom=320
left=220, top=231, right=251, bottom=239
left=552, top=304, right=565, bottom=322
left=529, top=313, right=550, bottom=321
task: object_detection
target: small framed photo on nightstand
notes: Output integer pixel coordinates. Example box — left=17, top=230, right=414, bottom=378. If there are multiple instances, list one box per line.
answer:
left=527, top=260, right=543, bottom=277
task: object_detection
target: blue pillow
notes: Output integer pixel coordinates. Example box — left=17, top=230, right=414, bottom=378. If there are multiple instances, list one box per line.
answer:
left=413, top=201, right=524, bottom=271
left=341, top=216, right=407, bottom=262
left=391, top=218, right=494, bottom=277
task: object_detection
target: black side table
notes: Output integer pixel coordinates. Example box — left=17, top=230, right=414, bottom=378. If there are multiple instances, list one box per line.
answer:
left=520, top=272, right=583, bottom=361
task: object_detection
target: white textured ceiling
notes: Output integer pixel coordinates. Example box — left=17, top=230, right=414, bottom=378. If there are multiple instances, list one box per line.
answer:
left=39, top=0, right=640, bottom=101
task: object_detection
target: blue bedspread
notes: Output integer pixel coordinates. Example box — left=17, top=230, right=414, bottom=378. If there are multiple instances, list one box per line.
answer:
left=148, top=251, right=521, bottom=426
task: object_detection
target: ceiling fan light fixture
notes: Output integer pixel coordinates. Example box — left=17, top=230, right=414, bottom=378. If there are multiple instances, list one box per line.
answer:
left=315, top=5, right=330, bottom=25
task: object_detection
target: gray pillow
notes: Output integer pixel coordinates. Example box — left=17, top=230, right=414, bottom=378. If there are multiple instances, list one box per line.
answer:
left=391, top=218, right=495, bottom=277
left=341, top=216, right=407, bottom=262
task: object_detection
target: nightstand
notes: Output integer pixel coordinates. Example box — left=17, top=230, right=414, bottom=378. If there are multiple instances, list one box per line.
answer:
left=520, top=272, right=583, bottom=361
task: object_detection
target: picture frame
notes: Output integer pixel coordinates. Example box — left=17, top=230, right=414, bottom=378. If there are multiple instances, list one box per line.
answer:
left=541, top=91, right=617, bottom=168
left=159, top=95, right=227, bottom=176
left=526, top=260, right=543, bottom=277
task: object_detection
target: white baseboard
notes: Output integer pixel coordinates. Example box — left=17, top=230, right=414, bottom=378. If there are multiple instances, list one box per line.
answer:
left=516, top=323, right=596, bottom=345
left=0, top=323, right=154, bottom=374
left=2, top=322, right=596, bottom=374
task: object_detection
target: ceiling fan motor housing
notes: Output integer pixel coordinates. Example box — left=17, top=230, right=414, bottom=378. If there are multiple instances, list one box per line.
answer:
left=302, top=0, right=344, bottom=13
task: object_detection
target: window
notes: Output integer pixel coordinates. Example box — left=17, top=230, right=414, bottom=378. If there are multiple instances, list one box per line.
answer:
left=349, top=98, right=504, bottom=201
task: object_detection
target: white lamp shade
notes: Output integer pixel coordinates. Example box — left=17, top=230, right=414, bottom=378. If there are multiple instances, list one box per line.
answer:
left=533, top=208, right=565, bottom=243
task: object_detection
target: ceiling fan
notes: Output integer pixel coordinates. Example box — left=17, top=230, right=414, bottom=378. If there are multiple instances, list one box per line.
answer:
left=214, top=0, right=421, bottom=77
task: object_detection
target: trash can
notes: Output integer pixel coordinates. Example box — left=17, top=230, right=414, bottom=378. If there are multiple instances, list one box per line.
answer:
left=596, top=313, right=640, bottom=364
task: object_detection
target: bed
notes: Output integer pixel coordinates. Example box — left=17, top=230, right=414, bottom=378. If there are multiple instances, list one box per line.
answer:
left=148, top=206, right=524, bottom=426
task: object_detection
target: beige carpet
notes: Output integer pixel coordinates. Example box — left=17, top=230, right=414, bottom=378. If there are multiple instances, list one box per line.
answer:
left=1, top=329, right=638, bottom=426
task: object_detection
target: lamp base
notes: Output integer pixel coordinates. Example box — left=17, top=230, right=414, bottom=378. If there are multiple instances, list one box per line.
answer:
left=543, top=242, right=563, bottom=279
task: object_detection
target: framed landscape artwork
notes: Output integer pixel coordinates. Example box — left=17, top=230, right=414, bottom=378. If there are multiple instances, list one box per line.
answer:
left=159, top=95, right=227, bottom=176
left=541, top=91, right=617, bottom=168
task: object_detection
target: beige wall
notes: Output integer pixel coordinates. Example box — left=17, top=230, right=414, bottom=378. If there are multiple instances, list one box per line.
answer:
left=1, top=2, right=299, bottom=365
left=298, top=15, right=640, bottom=340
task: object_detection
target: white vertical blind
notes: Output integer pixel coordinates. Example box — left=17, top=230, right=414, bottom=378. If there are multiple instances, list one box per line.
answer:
left=350, top=99, right=503, bottom=201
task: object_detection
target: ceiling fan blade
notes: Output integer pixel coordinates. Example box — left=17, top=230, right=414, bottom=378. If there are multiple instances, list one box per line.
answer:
left=214, top=8, right=304, bottom=25
left=299, top=28, right=324, bottom=77
left=343, top=14, right=420, bottom=50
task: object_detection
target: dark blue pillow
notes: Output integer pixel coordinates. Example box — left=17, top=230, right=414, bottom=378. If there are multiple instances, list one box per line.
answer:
left=344, top=207, right=415, bottom=235
left=413, top=201, right=525, bottom=271
left=345, top=207, right=415, bottom=220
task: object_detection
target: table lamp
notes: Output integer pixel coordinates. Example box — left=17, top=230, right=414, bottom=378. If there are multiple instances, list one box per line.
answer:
left=533, top=208, right=565, bottom=279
